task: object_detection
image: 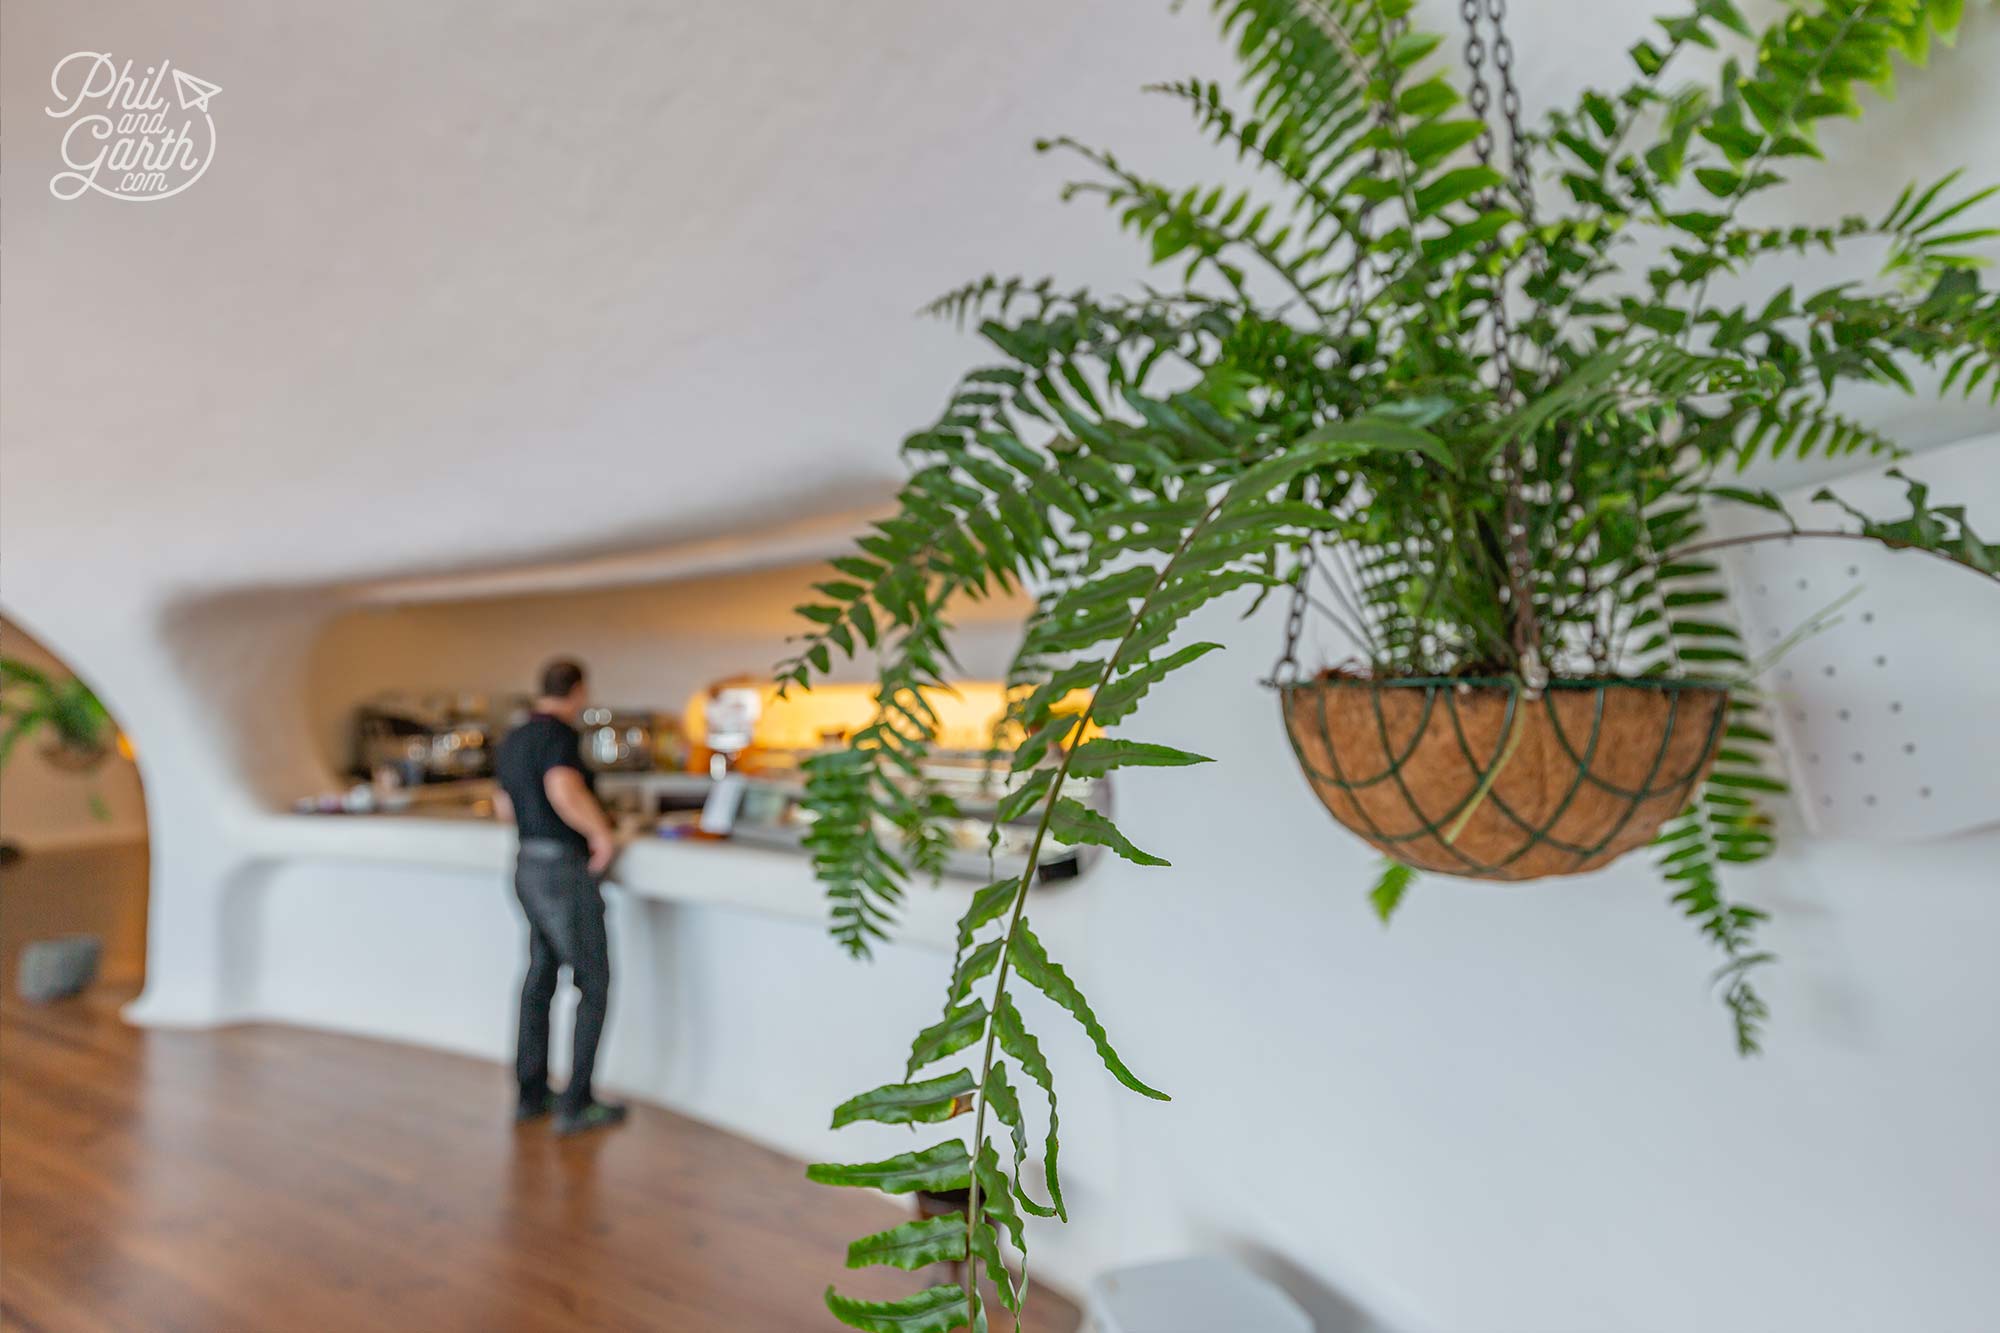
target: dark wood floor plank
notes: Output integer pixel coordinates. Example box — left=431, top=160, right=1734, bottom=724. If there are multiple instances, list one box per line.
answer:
left=0, top=997, right=1077, bottom=1332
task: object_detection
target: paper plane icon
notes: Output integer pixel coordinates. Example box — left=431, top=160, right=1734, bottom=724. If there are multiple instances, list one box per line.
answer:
left=172, top=69, right=221, bottom=113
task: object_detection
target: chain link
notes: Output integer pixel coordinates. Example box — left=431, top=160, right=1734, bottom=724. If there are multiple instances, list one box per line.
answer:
left=1485, top=0, right=1534, bottom=210
left=1459, top=0, right=1541, bottom=674
left=1271, top=541, right=1313, bottom=685
left=1459, top=0, right=1495, bottom=168
left=1457, top=0, right=1516, bottom=401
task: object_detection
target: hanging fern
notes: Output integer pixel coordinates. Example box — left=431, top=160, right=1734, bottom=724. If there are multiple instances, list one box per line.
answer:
left=781, top=0, right=2000, bottom=1326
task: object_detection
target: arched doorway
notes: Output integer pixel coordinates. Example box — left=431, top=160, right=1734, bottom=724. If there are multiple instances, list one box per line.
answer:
left=0, top=614, right=149, bottom=999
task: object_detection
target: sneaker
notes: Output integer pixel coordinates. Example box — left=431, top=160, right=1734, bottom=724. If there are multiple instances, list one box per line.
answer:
left=554, top=1101, right=628, bottom=1137
left=515, top=1089, right=554, bottom=1123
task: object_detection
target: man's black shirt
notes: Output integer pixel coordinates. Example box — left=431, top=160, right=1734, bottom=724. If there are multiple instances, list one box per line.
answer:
left=496, top=713, right=595, bottom=854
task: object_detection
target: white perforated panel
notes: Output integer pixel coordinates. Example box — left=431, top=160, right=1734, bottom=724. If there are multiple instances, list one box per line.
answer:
left=1712, top=435, right=2000, bottom=841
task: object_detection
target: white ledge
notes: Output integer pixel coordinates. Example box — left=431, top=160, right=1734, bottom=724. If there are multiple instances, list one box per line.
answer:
left=234, top=813, right=972, bottom=951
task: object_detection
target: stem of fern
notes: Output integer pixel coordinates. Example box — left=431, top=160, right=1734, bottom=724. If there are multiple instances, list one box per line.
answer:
left=959, top=492, right=1225, bottom=1326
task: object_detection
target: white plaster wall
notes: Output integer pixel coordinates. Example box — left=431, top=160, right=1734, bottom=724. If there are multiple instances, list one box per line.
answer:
left=5, top=0, right=2000, bottom=1329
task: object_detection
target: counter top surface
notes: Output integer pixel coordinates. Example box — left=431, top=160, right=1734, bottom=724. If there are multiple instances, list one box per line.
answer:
left=238, top=810, right=979, bottom=951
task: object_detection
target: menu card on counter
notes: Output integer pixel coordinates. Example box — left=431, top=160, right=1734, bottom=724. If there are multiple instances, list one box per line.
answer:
left=698, top=774, right=747, bottom=836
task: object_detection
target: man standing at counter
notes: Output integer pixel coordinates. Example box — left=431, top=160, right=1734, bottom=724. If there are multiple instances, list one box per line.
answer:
left=493, top=658, right=626, bottom=1136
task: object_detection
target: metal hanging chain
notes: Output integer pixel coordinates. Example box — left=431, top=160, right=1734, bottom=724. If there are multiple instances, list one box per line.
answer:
left=1457, top=0, right=1516, bottom=401
left=1459, top=0, right=1497, bottom=173
left=1459, top=0, right=1542, bottom=677
left=1484, top=0, right=1536, bottom=219
left=1332, top=6, right=1408, bottom=344
left=1271, top=540, right=1316, bottom=686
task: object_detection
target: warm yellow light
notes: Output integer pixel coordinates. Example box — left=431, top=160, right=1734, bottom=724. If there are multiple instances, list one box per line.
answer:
left=684, top=680, right=1096, bottom=759
left=115, top=731, right=137, bottom=762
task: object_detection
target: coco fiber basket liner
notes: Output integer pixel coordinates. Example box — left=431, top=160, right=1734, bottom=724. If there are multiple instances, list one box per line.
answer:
left=1279, top=676, right=1730, bottom=881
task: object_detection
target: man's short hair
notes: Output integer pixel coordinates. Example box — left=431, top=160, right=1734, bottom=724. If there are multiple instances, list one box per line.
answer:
left=539, top=658, right=586, bottom=699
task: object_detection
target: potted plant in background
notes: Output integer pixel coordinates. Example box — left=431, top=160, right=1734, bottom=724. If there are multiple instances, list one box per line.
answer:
left=1, top=657, right=117, bottom=828
left=1, top=657, right=122, bottom=1000
left=778, top=0, right=2000, bottom=1326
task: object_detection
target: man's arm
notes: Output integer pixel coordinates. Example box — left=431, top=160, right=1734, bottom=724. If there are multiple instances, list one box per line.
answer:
left=492, top=789, right=515, bottom=823
left=545, top=766, right=617, bottom=875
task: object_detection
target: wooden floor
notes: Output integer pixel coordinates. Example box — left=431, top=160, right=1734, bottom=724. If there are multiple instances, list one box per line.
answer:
left=0, top=1003, right=1077, bottom=1331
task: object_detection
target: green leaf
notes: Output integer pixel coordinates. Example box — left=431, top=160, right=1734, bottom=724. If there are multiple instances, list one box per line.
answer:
left=1694, top=166, right=1742, bottom=198
left=1664, top=210, right=1728, bottom=239
left=993, top=997, right=1065, bottom=1220
left=1402, top=119, right=1484, bottom=171
left=1369, top=861, right=1416, bottom=924
left=1065, top=738, right=1214, bottom=779
left=1420, top=207, right=1514, bottom=264
left=1413, top=165, right=1504, bottom=217
left=948, top=940, right=1003, bottom=1007
left=1386, top=30, right=1443, bottom=68
left=996, top=769, right=1055, bottom=823
left=845, top=1216, right=969, bottom=1271
left=973, top=1142, right=1025, bottom=1255
left=824, top=1283, right=976, bottom=1333
left=1230, top=418, right=1457, bottom=503
left=958, top=876, right=1017, bottom=937
left=907, top=1001, right=987, bottom=1074
left=1704, top=486, right=1789, bottom=517
left=1047, top=797, right=1168, bottom=866
left=831, top=1070, right=976, bottom=1128
left=981, top=1062, right=1046, bottom=1217
left=1397, top=75, right=1459, bottom=119
left=1092, top=642, right=1224, bottom=725
left=808, top=1143, right=973, bottom=1194
left=1010, top=924, right=1169, bottom=1100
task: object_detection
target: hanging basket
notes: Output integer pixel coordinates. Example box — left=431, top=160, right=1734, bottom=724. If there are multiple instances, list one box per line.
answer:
left=1278, top=676, right=1730, bottom=881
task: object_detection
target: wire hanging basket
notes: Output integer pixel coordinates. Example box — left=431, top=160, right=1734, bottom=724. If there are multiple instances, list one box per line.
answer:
left=1278, top=676, right=1730, bottom=881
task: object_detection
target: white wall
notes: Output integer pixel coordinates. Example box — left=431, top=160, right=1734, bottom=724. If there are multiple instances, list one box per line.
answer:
left=0, top=613, right=146, bottom=847
left=5, top=0, right=2000, bottom=1329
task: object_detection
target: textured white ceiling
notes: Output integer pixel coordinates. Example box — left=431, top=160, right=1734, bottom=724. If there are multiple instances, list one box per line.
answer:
left=4, top=0, right=1997, bottom=601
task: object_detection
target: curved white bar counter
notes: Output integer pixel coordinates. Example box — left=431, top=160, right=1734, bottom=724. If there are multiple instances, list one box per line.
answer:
left=236, top=811, right=973, bottom=952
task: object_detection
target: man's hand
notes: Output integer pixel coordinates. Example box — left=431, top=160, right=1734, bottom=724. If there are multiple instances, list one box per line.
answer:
left=545, top=766, right=618, bottom=875
left=587, top=832, right=617, bottom=877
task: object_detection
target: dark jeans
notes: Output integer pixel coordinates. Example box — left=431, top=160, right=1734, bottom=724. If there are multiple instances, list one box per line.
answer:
left=513, top=839, right=610, bottom=1116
